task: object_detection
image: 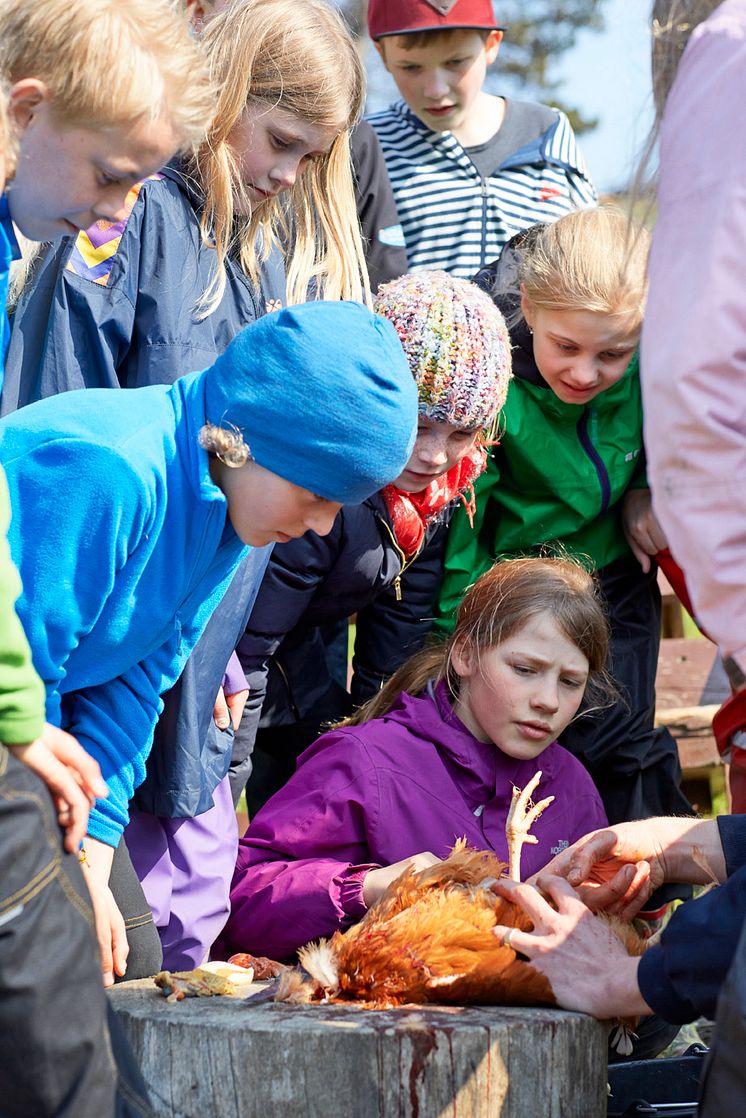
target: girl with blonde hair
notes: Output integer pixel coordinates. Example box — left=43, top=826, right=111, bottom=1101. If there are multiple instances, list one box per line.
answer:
left=216, top=556, right=610, bottom=962
left=437, top=206, right=695, bottom=913
left=2, top=0, right=370, bottom=978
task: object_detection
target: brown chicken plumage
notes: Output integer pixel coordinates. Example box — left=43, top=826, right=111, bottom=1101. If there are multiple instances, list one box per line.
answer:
left=277, top=839, right=645, bottom=1051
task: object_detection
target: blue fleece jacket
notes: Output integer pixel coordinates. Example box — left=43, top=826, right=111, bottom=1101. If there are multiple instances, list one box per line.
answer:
left=0, top=371, right=248, bottom=845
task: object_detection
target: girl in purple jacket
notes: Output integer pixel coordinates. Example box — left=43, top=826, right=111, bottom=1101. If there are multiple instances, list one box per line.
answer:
left=216, top=556, right=611, bottom=961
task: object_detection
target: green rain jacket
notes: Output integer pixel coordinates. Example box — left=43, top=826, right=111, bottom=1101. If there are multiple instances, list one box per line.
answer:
left=436, top=336, right=646, bottom=632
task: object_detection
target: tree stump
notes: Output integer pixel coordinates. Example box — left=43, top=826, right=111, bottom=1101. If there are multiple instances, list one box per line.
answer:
left=109, top=979, right=607, bottom=1118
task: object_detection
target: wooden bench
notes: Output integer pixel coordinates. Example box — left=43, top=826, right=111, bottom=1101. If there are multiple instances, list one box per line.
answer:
left=656, top=636, right=728, bottom=815
left=109, top=979, right=608, bottom=1118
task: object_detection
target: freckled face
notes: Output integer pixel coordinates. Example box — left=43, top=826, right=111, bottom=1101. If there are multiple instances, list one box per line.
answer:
left=227, top=103, right=339, bottom=212
left=393, top=417, right=478, bottom=492
left=451, top=613, right=589, bottom=760
left=522, top=296, right=639, bottom=406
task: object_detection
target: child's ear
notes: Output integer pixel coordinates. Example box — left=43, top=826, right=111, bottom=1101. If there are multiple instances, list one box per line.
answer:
left=374, top=40, right=389, bottom=72
left=485, top=30, right=503, bottom=65
left=451, top=639, right=476, bottom=680
left=519, top=286, right=534, bottom=330
left=7, top=79, right=50, bottom=136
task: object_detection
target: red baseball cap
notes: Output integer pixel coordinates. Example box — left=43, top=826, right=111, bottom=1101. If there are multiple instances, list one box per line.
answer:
left=368, top=0, right=503, bottom=41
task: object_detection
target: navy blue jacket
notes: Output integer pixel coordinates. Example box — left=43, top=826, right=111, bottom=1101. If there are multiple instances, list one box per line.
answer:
left=3, top=162, right=277, bottom=816
left=638, top=816, right=746, bottom=1022
left=236, top=491, right=454, bottom=753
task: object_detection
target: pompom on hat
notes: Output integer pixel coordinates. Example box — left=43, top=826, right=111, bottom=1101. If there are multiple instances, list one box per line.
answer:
left=368, top=0, right=503, bottom=40
left=203, top=301, right=418, bottom=505
left=374, top=271, right=512, bottom=434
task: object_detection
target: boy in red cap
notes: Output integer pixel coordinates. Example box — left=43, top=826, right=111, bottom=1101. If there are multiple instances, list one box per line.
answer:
left=367, top=0, right=597, bottom=278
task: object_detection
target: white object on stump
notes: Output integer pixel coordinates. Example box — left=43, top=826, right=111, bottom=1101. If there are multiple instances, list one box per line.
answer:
left=109, top=978, right=608, bottom=1118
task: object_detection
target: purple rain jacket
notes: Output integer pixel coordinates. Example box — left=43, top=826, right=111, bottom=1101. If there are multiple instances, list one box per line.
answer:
left=217, top=680, right=608, bottom=960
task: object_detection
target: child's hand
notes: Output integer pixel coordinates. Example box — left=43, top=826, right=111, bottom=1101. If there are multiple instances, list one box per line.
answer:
left=622, top=488, right=668, bottom=573
left=363, top=851, right=440, bottom=908
left=8, top=724, right=108, bottom=853
left=78, top=836, right=128, bottom=986
left=213, top=686, right=249, bottom=731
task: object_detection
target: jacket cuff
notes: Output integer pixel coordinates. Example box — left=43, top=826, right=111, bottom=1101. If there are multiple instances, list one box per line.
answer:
left=223, top=651, right=248, bottom=697
left=637, top=945, right=699, bottom=1025
left=717, top=814, right=746, bottom=877
left=332, top=864, right=381, bottom=919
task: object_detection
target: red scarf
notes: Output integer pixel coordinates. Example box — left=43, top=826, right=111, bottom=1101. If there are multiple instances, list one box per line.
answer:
left=382, top=442, right=489, bottom=560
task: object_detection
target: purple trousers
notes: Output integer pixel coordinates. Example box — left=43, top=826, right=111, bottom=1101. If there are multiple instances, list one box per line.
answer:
left=124, top=775, right=238, bottom=970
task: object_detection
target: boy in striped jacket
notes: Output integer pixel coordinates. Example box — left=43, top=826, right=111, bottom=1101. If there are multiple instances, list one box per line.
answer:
left=367, top=0, right=597, bottom=278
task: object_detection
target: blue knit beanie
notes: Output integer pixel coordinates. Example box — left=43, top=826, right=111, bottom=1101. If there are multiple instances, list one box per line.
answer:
left=203, top=301, right=418, bottom=505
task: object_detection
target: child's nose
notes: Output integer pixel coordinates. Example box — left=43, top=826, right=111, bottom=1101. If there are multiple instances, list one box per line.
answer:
left=270, top=158, right=299, bottom=192
left=532, top=679, right=560, bottom=713
left=422, top=69, right=449, bottom=100
left=96, top=191, right=131, bottom=225
left=569, top=358, right=598, bottom=387
left=305, top=503, right=340, bottom=538
left=419, top=437, right=449, bottom=465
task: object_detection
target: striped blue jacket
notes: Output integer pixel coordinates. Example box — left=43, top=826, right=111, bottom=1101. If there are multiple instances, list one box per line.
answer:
left=368, top=98, right=597, bottom=278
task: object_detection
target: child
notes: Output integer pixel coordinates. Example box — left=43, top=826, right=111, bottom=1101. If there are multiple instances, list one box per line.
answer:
left=216, top=557, right=610, bottom=961
left=0, top=0, right=211, bottom=253
left=182, top=0, right=408, bottom=292
left=438, top=206, right=694, bottom=862
left=0, top=18, right=207, bottom=1105
left=229, top=270, right=512, bottom=811
left=0, top=300, right=417, bottom=990
left=366, top=0, right=596, bottom=278
left=3, top=0, right=371, bottom=972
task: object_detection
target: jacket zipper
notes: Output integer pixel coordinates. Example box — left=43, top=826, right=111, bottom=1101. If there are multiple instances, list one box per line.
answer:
left=480, top=176, right=489, bottom=268
left=575, top=407, right=611, bottom=514
left=376, top=515, right=422, bottom=601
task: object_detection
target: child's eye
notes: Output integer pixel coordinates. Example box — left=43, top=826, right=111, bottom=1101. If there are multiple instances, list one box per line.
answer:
left=512, top=664, right=534, bottom=676
left=447, top=57, right=468, bottom=67
left=98, top=172, right=121, bottom=188
left=270, top=133, right=290, bottom=151
left=556, top=342, right=577, bottom=353
left=601, top=350, right=630, bottom=362
left=561, top=677, right=584, bottom=689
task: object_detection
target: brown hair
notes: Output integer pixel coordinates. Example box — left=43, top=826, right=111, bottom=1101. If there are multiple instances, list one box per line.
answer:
left=343, top=556, right=614, bottom=727
left=380, top=28, right=494, bottom=52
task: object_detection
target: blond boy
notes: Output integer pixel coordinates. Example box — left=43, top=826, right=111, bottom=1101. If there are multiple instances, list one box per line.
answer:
left=0, top=4, right=211, bottom=1113
left=367, top=0, right=597, bottom=277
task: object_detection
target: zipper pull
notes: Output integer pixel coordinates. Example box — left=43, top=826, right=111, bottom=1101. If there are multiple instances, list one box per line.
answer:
left=393, top=575, right=402, bottom=601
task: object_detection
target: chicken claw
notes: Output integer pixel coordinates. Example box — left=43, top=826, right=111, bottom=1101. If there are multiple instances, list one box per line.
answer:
left=506, top=771, right=555, bottom=882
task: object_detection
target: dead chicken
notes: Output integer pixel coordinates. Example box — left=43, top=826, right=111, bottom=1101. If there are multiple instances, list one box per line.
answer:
left=274, top=772, right=646, bottom=1054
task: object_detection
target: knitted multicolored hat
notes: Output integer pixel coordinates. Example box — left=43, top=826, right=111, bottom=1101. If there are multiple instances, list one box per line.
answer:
left=374, top=271, right=512, bottom=432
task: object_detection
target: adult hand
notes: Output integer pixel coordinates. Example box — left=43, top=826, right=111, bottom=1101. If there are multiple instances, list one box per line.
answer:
left=213, top=686, right=248, bottom=731
left=529, top=823, right=663, bottom=919
left=363, top=851, right=440, bottom=908
left=622, top=488, right=668, bottom=573
left=492, top=875, right=652, bottom=1019
left=9, top=724, right=109, bottom=853
left=79, top=837, right=128, bottom=987
left=532, top=817, right=726, bottom=919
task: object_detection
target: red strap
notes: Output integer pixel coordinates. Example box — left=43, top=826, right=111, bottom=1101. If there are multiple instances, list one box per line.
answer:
left=655, top=548, right=700, bottom=628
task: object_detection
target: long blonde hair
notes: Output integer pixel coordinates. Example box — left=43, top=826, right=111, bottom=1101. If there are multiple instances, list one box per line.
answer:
left=0, top=0, right=212, bottom=146
left=186, top=0, right=370, bottom=313
left=518, top=206, right=651, bottom=336
left=343, top=557, right=614, bottom=728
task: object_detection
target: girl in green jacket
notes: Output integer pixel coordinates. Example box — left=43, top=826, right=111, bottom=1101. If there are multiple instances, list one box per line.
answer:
left=437, top=207, right=694, bottom=905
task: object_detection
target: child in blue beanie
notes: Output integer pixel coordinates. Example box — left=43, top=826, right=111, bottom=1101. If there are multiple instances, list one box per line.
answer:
left=0, top=299, right=416, bottom=986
